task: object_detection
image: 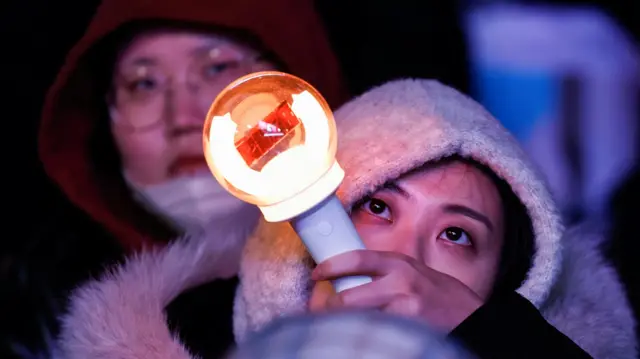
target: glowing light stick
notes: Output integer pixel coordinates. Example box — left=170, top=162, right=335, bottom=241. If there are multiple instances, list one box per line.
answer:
left=203, top=71, right=371, bottom=292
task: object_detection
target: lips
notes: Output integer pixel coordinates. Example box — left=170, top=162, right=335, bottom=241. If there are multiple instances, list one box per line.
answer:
left=169, top=156, right=209, bottom=177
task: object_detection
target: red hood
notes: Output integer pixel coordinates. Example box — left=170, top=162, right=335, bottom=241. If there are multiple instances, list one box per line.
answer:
left=39, top=0, right=349, bottom=252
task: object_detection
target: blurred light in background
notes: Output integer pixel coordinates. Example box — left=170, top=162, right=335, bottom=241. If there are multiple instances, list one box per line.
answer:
left=465, top=2, right=640, bottom=222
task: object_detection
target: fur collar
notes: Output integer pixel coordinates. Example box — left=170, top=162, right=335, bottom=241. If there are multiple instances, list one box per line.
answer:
left=234, top=80, right=637, bottom=358
left=56, top=205, right=259, bottom=359
left=55, top=80, right=637, bottom=359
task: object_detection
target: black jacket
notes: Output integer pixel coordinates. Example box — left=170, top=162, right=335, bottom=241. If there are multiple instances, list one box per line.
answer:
left=451, top=291, right=593, bottom=359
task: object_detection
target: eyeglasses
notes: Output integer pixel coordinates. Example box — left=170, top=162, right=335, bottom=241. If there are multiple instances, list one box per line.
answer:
left=110, top=45, right=271, bottom=131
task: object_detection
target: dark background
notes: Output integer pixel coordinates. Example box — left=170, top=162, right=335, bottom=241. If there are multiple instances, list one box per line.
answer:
left=2, top=0, right=637, bottom=219
left=1, top=0, right=637, bottom=357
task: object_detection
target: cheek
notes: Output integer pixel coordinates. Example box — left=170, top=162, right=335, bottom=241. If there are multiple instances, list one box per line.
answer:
left=112, top=128, right=171, bottom=181
left=353, top=222, right=398, bottom=252
left=432, top=248, right=501, bottom=300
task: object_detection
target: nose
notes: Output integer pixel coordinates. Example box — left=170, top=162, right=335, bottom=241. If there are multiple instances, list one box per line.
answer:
left=164, top=83, right=207, bottom=134
left=376, top=219, right=425, bottom=262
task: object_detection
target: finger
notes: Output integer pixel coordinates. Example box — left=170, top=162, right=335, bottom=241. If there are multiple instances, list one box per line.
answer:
left=383, top=294, right=423, bottom=317
left=326, top=275, right=400, bottom=310
left=308, top=280, right=335, bottom=313
left=312, top=250, right=405, bottom=281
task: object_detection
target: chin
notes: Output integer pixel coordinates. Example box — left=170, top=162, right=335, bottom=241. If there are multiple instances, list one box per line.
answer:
left=171, top=167, right=211, bottom=179
left=169, top=156, right=210, bottom=178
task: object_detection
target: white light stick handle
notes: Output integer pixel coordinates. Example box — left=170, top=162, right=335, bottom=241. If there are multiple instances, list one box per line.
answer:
left=290, top=194, right=372, bottom=293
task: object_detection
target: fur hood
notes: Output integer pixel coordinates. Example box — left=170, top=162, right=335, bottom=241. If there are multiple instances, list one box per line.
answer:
left=56, top=80, right=636, bottom=359
left=56, top=206, right=259, bottom=359
left=233, top=80, right=637, bottom=358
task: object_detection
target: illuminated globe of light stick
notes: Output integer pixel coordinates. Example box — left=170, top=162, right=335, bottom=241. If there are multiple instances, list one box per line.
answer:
left=203, top=71, right=371, bottom=292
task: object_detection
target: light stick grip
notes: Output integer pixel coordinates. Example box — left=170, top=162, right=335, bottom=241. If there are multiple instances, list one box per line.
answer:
left=291, top=194, right=372, bottom=292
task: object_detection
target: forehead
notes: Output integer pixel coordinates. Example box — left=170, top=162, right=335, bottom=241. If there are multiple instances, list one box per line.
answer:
left=398, top=160, right=502, bottom=207
left=115, top=30, right=251, bottom=69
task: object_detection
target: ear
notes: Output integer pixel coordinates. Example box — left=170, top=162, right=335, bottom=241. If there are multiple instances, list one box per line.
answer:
left=105, top=85, right=118, bottom=119
left=108, top=104, right=121, bottom=125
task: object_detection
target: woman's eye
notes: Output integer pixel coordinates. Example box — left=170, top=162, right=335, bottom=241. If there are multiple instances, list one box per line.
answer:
left=203, top=61, right=238, bottom=78
left=438, top=227, right=472, bottom=246
left=361, top=198, right=393, bottom=222
left=127, top=78, right=158, bottom=93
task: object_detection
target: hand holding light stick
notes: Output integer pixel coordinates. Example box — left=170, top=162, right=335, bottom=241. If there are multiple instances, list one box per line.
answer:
left=202, top=71, right=371, bottom=292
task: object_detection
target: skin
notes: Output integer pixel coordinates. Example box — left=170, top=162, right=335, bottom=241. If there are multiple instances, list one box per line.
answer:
left=109, top=30, right=275, bottom=185
left=309, top=160, right=506, bottom=332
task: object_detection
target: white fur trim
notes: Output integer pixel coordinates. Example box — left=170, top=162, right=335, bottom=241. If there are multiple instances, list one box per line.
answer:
left=234, top=79, right=637, bottom=357
left=57, top=205, right=260, bottom=359
left=236, top=79, right=562, bottom=333
left=542, top=222, right=638, bottom=358
left=55, top=80, right=637, bottom=358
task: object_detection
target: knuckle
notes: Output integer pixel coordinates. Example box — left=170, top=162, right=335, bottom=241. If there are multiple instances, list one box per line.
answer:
left=388, top=272, right=412, bottom=293
left=391, top=294, right=423, bottom=315
left=402, top=295, right=423, bottom=314
left=351, top=251, right=366, bottom=269
left=398, top=260, right=415, bottom=275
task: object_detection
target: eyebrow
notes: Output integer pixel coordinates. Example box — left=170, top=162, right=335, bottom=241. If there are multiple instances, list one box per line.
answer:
left=122, top=40, right=239, bottom=69
left=192, top=39, right=245, bottom=57
left=191, top=43, right=222, bottom=57
left=382, top=181, right=410, bottom=198
left=381, top=181, right=494, bottom=232
left=125, top=57, right=157, bottom=68
left=443, top=204, right=494, bottom=232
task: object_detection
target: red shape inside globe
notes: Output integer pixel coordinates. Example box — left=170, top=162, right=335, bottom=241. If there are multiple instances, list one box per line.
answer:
left=235, top=101, right=302, bottom=168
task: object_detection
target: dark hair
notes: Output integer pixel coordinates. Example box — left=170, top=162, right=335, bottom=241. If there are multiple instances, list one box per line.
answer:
left=86, top=20, right=287, bottom=181
left=76, top=20, right=289, bottom=241
left=99, top=20, right=286, bottom=103
left=483, top=163, right=535, bottom=295
left=447, top=156, right=535, bottom=295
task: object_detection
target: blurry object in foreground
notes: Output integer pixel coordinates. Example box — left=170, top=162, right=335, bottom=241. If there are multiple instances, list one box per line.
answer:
left=227, top=311, right=475, bottom=359
left=466, top=3, right=640, bottom=223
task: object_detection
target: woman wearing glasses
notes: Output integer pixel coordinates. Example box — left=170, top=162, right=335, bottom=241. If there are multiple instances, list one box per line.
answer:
left=37, top=0, right=347, bottom=357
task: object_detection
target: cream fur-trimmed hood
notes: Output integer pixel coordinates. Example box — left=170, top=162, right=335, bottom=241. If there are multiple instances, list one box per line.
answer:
left=56, top=80, right=636, bottom=359
left=233, top=80, right=637, bottom=358
left=55, top=205, right=260, bottom=359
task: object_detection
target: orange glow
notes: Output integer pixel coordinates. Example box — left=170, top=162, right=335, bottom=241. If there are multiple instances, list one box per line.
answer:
left=235, top=101, right=302, bottom=168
